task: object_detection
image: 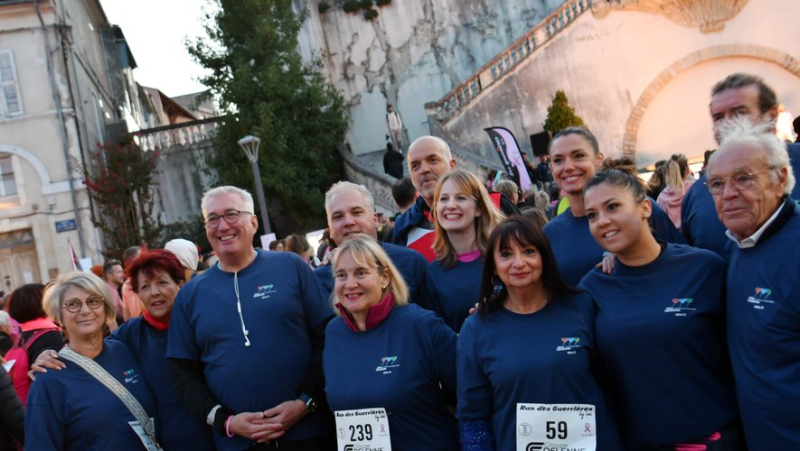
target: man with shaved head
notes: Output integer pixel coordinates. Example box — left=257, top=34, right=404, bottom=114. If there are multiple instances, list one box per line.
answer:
left=391, top=136, right=456, bottom=261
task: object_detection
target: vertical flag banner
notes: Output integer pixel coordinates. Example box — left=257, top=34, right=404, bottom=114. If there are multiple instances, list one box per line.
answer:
left=68, top=238, right=79, bottom=271
left=484, top=127, right=532, bottom=191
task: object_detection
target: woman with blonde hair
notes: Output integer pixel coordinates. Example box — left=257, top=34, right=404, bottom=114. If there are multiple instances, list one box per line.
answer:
left=426, top=169, right=504, bottom=331
left=26, top=272, right=159, bottom=450
left=657, top=159, right=694, bottom=229
left=323, top=235, right=458, bottom=450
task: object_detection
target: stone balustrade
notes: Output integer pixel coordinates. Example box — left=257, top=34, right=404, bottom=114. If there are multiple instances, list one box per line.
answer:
left=430, top=0, right=591, bottom=122
left=134, top=118, right=220, bottom=152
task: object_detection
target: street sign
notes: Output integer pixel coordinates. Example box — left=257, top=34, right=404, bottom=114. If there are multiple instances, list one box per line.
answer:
left=55, top=219, right=77, bottom=233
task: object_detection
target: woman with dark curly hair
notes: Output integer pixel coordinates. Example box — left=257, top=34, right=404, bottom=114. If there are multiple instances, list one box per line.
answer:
left=456, top=216, right=620, bottom=450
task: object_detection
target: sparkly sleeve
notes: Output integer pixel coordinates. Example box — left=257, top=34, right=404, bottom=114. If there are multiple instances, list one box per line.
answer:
left=459, top=419, right=494, bottom=450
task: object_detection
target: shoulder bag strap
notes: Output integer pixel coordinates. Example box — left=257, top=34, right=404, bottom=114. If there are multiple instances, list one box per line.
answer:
left=59, top=347, right=159, bottom=448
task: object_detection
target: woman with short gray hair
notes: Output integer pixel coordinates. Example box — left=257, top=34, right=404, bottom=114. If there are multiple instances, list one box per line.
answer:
left=26, top=272, right=160, bottom=450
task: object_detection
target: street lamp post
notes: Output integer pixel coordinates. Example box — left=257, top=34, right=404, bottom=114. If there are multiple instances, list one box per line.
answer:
left=237, top=135, right=272, bottom=236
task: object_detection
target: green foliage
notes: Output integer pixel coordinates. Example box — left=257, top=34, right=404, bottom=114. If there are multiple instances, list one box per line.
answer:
left=363, top=8, right=378, bottom=20
left=359, top=0, right=373, bottom=9
left=342, top=0, right=360, bottom=13
left=82, top=139, right=161, bottom=257
left=188, top=0, right=349, bottom=234
left=375, top=0, right=391, bottom=6
left=157, top=214, right=211, bottom=255
left=542, top=90, right=586, bottom=135
left=318, top=1, right=331, bottom=13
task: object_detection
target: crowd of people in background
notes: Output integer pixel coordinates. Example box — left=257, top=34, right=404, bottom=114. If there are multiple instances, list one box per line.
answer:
left=0, top=71, right=799, bottom=451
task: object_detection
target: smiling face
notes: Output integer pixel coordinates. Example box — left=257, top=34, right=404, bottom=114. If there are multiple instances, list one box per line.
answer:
left=136, top=268, right=179, bottom=321
left=707, top=143, right=787, bottom=240
left=327, top=189, right=379, bottom=245
left=106, top=264, right=124, bottom=286
left=549, top=134, right=604, bottom=196
left=584, top=182, right=652, bottom=255
left=334, top=249, right=389, bottom=321
left=435, top=178, right=481, bottom=234
left=61, top=286, right=107, bottom=341
left=493, top=237, right=543, bottom=292
left=203, top=192, right=258, bottom=262
left=408, top=137, right=456, bottom=205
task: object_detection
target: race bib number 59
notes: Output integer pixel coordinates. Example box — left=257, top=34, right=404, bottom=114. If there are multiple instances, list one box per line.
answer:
left=335, top=408, right=392, bottom=451
left=516, top=403, right=596, bottom=451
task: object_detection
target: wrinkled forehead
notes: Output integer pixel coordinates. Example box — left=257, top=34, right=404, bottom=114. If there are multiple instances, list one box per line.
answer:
left=328, top=189, right=370, bottom=216
left=708, top=142, right=767, bottom=175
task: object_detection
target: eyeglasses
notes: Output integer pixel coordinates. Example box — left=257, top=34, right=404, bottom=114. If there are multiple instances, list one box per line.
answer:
left=63, top=295, right=105, bottom=313
left=706, top=168, right=773, bottom=195
left=204, top=210, right=253, bottom=228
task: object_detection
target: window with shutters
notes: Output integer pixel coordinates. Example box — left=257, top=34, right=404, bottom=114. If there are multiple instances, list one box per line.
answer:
left=0, top=50, right=22, bottom=118
left=0, top=157, right=17, bottom=197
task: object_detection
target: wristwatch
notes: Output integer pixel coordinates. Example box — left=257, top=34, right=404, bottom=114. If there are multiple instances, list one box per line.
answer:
left=298, top=393, right=317, bottom=413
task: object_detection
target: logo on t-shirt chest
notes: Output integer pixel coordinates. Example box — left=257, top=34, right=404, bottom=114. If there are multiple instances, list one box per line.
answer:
left=123, top=368, right=140, bottom=384
left=664, top=298, right=695, bottom=316
left=556, top=337, right=581, bottom=354
left=375, top=356, right=399, bottom=374
left=747, top=287, right=775, bottom=310
left=253, top=283, right=278, bottom=300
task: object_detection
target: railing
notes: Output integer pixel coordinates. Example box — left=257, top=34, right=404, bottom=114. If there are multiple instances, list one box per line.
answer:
left=134, top=117, right=221, bottom=152
left=430, top=0, right=591, bottom=122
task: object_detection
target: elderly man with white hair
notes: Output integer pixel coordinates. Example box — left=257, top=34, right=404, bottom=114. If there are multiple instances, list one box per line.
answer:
left=706, top=117, right=799, bottom=450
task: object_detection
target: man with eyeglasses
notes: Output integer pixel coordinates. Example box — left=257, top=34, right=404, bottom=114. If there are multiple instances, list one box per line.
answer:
left=680, top=73, right=800, bottom=256
left=166, top=186, right=335, bottom=450
left=706, top=118, right=799, bottom=449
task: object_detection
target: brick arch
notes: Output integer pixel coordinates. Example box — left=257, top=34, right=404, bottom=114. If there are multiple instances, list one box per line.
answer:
left=622, top=44, right=800, bottom=157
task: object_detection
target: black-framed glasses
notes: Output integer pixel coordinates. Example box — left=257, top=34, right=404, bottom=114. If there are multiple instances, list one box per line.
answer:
left=63, top=295, right=105, bottom=313
left=706, top=168, right=773, bottom=195
left=204, top=210, right=253, bottom=228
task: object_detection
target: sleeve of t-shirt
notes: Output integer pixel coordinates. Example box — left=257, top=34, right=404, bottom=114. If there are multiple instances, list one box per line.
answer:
left=426, top=310, right=457, bottom=395
left=649, top=197, right=686, bottom=244
left=296, top=255, right=336, bottom=330
left=166, top=286, right=201, bottom=360
left=25, top=378, right=65, bottom=448
left=27, top=330, right=65, bottom=364
left=456, top=318, right=492, bottom=421
left=680, top=190, right=695, bottom=246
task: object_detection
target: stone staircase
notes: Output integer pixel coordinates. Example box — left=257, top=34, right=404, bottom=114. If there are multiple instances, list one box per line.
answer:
left=342, top=0, right=595, bottom=209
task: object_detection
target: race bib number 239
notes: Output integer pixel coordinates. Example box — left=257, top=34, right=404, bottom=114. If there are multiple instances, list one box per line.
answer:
left=335, top=407, right=392, bottom=451
left=516, top=403, right=596, bottom=451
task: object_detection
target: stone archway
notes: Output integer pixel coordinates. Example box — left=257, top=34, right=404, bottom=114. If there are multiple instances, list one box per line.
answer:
left=0, top=144, right=73, bottom=195
left=622, top=44, right=800, bottom=158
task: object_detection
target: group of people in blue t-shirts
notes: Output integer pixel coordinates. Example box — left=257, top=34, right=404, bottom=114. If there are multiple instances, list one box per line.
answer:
left=14, top=72, right=800, bottom=451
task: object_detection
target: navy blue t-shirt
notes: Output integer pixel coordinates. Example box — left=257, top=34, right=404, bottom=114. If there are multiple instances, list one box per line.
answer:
left=324, top=304, right=458, bottom=450
left=315, top=241, right=429, bottom=307
left=425, top=258, right=484, bottom=332
left=25, top=340, right=159, bottom=450
left=579, top=243, right=738, bottom=448
left=680, top=174, right=728, bottom=257
left=544, top=199, right=684, bottom=286
left=726, top=200, right=800, bottom=449
left=114, top=317, right=214, bottom=450
left=457, top=293, right=621, bottom=450
left=167, top=250, right=334, bottom=450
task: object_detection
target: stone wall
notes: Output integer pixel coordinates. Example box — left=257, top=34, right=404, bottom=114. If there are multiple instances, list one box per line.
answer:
left=433, top=0, right=800, bottom=165
left=297, top=0, right=568, bottom=155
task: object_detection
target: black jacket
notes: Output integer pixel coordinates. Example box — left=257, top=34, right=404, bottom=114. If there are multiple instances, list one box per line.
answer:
left=0, top=365, right=24, bottom=448
left=383, top=149, right=404, bottom=179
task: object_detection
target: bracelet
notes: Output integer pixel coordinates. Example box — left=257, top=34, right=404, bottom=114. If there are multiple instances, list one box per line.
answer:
left=225, top=415, right=234, bottom=438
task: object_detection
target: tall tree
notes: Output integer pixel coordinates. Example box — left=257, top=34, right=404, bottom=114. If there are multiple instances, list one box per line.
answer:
left=543, top=90, right=586, bottom=134
left=189, top=0, right=349, bottom=234
left=82, top=139, right=161, bottom=257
